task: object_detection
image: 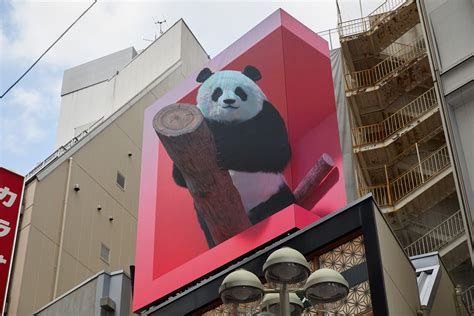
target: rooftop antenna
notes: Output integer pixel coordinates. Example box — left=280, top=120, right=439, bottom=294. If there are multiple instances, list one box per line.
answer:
left=154, top=16, right=167, bottom=35
left=143, top=16, right=167, bottom=43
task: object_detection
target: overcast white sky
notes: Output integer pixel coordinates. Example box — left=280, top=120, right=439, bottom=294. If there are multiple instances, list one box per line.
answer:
left=0, top=0, right=381, bottom=175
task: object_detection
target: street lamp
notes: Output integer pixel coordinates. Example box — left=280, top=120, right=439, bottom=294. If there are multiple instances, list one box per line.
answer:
left=263, top=247, right=311, bottom=287
left=303, top=268, right=349, bottom=305
left=218, top=247, right=349, bottom=315
left=219, top=269, right=265, bottom=314
left=263, top=247, right=310, bottom=315
left=260, top=293, right=304, bottom=315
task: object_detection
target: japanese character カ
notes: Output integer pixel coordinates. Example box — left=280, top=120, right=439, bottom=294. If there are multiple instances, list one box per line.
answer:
left=0, top=186, right=17, bottom=208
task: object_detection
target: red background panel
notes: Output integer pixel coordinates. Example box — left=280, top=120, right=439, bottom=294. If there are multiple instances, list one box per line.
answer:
left=134, top=9, right=346, bottom=312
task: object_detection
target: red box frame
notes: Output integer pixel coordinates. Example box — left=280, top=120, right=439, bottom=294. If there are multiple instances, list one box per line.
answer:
left=134, top=9, right=346, bottom=311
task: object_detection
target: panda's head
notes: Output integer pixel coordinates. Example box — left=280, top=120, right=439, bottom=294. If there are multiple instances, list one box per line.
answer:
left=196, top=65, right=266, bottom=123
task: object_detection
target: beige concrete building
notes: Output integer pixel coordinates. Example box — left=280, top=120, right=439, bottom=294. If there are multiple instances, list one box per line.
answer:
left=6, top=20, right=208, bottom=316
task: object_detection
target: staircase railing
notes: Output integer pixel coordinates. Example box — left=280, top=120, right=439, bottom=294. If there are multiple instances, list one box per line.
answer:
left=462, top=285, right=474, bottom=314
left=404, top=210, right=464, bottom=257
left=338, top=0, right=408, bottom=37
left=358, top=126, right=444, bottom=174
left=359, top=184, right=392, bottom=206
left=344, top=38, right=425, bottom=91
left=359, top=144, right=451, bottom=207
left=352, top=88, right=437, bottom=146
left=392, top=145, right=450, bottom=202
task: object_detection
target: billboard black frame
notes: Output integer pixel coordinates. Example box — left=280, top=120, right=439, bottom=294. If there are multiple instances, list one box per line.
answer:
left=144, top=196, right=389, bottom=315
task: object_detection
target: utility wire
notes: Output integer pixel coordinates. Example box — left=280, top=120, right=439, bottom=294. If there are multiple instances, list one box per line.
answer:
left=0, top=0, right=97, bottom=99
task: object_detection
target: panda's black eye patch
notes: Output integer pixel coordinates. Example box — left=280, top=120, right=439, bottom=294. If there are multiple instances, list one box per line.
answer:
left=235, top=87, right=247, bottom=101
left=211, top=88, right=223, bottom=102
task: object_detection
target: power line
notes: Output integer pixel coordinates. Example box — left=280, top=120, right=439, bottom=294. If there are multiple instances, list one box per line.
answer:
left=0, top=0, right=97, bottom=99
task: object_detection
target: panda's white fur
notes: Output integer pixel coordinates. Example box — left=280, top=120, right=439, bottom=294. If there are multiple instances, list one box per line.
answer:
left=229, top=170, right=287, bottom=214
left=197, top=70, right=266, bottom=123
left=196, top=69, right=288, bottom=214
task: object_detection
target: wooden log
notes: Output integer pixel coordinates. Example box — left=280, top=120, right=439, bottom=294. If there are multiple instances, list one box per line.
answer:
left=294, top=153, right=335, bottom=207
left=153, top=103, right=251, bottom=244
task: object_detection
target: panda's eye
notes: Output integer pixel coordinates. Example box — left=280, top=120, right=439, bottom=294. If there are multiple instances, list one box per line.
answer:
left=235, top=87, right=247, bottom=101
left=211, top=87, right=223, bottom=102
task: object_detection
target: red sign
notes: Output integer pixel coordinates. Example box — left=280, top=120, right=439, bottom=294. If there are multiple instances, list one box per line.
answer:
left=134, top=9, right=346, bottom=311
left=0, top=167, right=24, bottom=315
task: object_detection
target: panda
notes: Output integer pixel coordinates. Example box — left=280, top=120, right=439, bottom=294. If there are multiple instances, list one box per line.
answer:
left=172, top=65, right=295, bottom=248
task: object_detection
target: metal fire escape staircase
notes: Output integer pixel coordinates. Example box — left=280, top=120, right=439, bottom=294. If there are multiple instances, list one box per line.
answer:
left=344, top=38, right=427, bottom=94
left=404, top=210, right=465, bottom=257
left=337, top=0, right=468, bottom=271
left=338, top=0, right=419, bottom=67
left=352, top=87, right=439, bottom=152
left=358, top=143, right=451, bottom=209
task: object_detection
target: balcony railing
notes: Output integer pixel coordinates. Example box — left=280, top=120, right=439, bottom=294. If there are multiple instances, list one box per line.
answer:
left=338, top=0, right=408, bottom=37
left=404, top=210, right=464, bottom=257
left=344, top=38, right=426, bottom=91
left=317, top=28, right=340, bottom=50
left=359, top=144, right=451, bottom=207
left=352, top=88, right=438, bottom=147
left=25, top=117, right=104, bottom=182
left=462, top=286, right=474, bottom=314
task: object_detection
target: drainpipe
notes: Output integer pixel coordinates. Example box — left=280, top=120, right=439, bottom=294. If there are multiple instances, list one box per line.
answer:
left=53, top=157, right=73, bottom=298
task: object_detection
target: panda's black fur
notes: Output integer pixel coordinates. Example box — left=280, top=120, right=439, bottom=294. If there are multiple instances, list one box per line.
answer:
left=172, top=66, right=295, bottom=248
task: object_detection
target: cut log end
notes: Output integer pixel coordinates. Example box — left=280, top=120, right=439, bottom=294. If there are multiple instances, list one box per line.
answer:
left=320, top=153, right=334, bottom=168
left=153, top=103, right=203, bottom=137
left=153, top=103, right=251, bottom=245
left=294, top=153, right=335, bottom=206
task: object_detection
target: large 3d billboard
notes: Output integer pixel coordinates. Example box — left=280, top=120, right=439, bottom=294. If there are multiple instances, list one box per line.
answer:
left=134, top=9, right=346, bottom=311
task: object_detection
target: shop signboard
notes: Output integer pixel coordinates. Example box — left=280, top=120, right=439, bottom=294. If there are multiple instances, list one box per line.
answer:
left=0, top=167, right=24, bottom=315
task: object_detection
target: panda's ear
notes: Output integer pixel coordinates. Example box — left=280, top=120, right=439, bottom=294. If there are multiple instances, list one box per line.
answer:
left=196, top=68, right=213, bottom=83
left=242, top=65, right=262, bottom=82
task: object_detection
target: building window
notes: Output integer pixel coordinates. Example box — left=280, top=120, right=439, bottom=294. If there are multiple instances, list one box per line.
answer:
left=100, top=243, right=110, bottom=264
left=116, top=171, right=125, bottom=190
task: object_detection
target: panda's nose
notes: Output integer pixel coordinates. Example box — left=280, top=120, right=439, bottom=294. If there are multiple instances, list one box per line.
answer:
left=223, top=98, right=236, bottom=105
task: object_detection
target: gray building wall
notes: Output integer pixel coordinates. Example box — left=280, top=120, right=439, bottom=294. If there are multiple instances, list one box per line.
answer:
left=331, top=48, right=357, bottom=202
left=61, top=47, right=137, bottom=96
left=418, top=0, right=474, bottom=246
left=34, top=271, right=131, bottom=316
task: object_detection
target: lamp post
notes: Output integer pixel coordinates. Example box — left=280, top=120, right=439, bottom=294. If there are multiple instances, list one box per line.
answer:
left=218, top=247, right=349, bottom=315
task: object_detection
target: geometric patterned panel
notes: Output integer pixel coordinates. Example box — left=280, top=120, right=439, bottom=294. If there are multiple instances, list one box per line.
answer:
left=201, top=304, right=252, bottom=315
left=201, top=306, right=227, bottom=315
left=317, top=235, right=366, bottom=273
left=335, top=280, right=372, bottom=315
